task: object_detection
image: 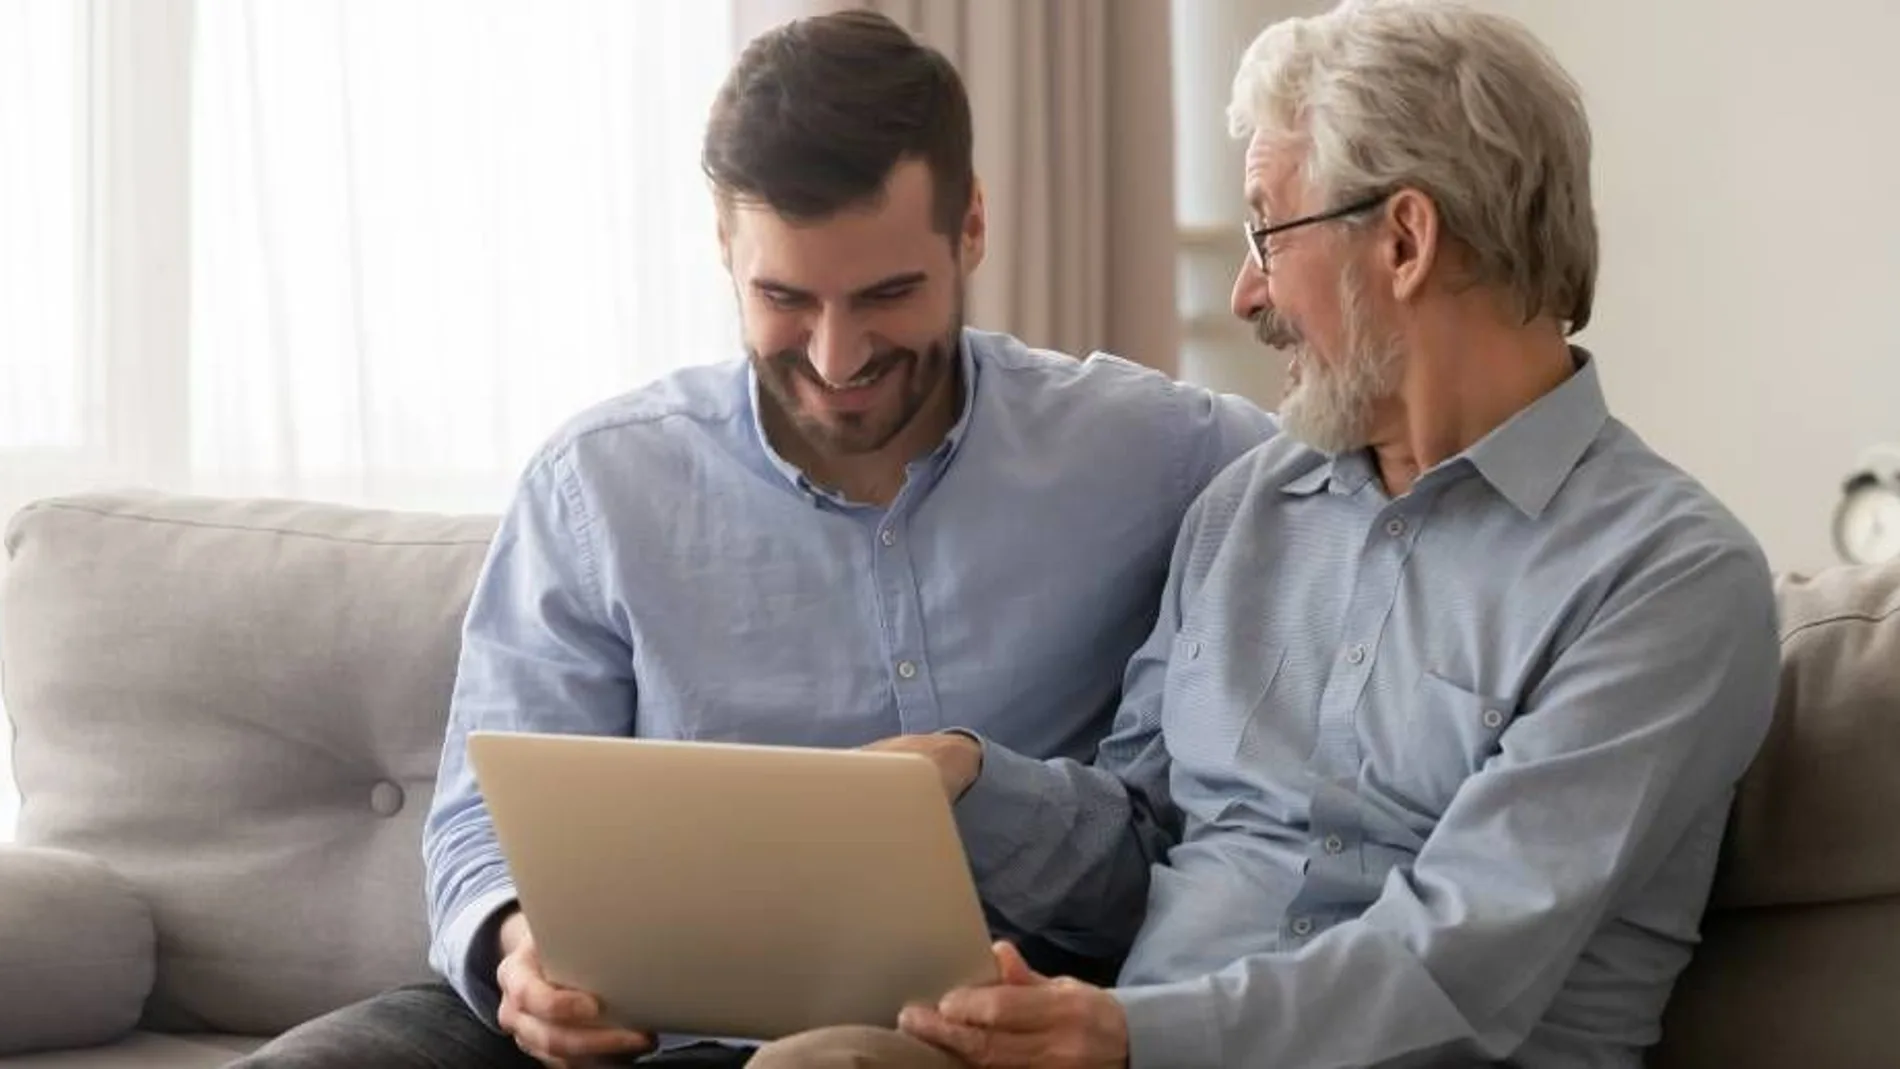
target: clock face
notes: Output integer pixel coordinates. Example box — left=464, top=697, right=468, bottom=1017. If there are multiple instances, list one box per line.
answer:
left=1834, top=481, right=1900, bottom=564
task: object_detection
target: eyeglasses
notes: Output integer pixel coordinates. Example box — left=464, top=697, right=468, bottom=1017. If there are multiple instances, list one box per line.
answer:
left=1243, top=191, right=1392, bottom=273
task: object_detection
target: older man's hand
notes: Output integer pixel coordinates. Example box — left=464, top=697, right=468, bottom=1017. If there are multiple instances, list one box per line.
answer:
left=898, top=942, right=1130, bottom=1069
left=862, top=733, right=984, bottom=800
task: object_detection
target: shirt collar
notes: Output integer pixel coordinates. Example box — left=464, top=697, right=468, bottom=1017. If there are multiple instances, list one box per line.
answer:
left=1278, top=347, right=1608, bottom=518
left=1461, top=347, right=1607, bottom=519
left=747, top=330, right=981, bottom=499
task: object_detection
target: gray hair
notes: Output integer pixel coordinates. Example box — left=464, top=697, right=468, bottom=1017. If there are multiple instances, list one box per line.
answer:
left=1229, top=0, right=1597, bottom=333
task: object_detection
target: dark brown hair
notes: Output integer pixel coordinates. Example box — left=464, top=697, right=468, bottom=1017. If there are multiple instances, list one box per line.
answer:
left=702, top=9, right=974, bottom=236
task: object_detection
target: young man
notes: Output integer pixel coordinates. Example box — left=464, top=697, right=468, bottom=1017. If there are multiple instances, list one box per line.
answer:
left=233, top=11, right=1271, bottom=1069
left=760, top=2, right=1780, bottom=1067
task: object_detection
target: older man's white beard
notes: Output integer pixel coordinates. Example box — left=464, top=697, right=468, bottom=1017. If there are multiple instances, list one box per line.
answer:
left=1275, top=271, right=1402, bottom=455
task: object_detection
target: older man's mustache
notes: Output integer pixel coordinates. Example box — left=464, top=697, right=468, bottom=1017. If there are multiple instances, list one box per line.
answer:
left=1254, top=310, right=1303, bottom=350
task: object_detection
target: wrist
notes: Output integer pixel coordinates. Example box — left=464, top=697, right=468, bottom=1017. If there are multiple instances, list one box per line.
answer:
left=496, top=904, right=528, bottom=958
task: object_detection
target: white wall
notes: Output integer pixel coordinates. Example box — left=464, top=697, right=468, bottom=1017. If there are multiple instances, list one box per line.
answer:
left=1175, top=0, right=1900, bottom=572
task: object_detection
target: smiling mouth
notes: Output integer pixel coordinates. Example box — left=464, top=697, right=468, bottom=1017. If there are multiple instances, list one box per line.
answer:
left=802, top=353, right=904, bottom=394
left=818, top=367, right=886, bottom=392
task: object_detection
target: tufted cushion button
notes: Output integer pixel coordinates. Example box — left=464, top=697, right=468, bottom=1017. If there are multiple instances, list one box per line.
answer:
left=369, top=781, right=405, bottom=818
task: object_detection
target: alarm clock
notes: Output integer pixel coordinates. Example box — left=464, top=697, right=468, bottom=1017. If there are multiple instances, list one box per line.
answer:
left=1832, top=445, right=1900, bottom=565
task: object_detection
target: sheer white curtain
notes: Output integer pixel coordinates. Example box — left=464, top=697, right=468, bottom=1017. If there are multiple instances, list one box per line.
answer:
left=0, top=0, right=738, bottom=838
left=0, top=1, right=83, bottom=503
left=192, top=0, right=738, bottom=508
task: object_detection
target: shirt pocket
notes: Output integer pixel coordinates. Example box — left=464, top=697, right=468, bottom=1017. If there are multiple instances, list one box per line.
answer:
left=1162, top=627, right=1288, bottom=773
left=1382, top=669, right=1516, bottom=816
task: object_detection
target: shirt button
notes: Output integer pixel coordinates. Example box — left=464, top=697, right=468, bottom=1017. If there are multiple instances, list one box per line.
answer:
left=1346, top=644, right=1367, bottom=665
left=1323, top=835, right=1345, bottom=855
left=897, top=660, right=918, bottom=680
left=1482, top=708, right=1506, bottom=729
left=1386, top=517, right=1407, bottom=537
left=879, top=528, right=897, bottom=547
left=1291, top=917, right=1314, bottom=937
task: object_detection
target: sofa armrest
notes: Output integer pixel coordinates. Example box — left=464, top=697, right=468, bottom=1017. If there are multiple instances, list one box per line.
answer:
left=0, top=845, right=155, bottom=1055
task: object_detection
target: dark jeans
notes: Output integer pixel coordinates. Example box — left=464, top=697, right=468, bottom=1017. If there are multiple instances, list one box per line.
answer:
left=227, top=982, right=753, bottom=1068
left=1014, top=934, right=1120, bottom=987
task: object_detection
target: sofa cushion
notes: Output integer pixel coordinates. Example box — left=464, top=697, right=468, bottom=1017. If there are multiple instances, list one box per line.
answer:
left=1, top=493, right=497, bottom=1035
left=1715, top=559, right=1900, bottom=909
left=0, top=1031, right=265, bottom=1069
left=1652, top=894, right=1900, bottom=1068
left=1656, top=558, right=1900, bottom=1064
left=0, top=846, right=154, bottom=1055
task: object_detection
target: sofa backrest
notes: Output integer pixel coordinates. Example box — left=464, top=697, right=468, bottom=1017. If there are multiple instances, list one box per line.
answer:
left=1655, top=558, right=1900, bottom=1067
left=1, top=493, right=496, bottom=1035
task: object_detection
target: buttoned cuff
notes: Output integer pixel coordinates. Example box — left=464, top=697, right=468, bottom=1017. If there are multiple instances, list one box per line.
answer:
left=950, top=734, right=1055, bottom=887
left=434, top=884, right=520, bottom=1030
left=1114, top=978, right=1223, bottom=1069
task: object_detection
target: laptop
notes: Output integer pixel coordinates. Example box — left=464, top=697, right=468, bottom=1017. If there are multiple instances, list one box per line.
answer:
left=467, top=731, right=1000, bottom=1040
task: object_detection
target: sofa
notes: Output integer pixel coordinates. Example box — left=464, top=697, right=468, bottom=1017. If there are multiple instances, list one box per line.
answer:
left=0, top=491, right=1895, bottom=1067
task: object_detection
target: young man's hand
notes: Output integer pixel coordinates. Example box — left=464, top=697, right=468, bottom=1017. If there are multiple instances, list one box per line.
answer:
left=495, top=910, right=655, bottom=1067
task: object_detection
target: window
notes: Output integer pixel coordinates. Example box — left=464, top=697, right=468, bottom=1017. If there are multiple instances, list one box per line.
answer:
left=0, top=1, right=81, bottom=456
left=0, top=0, right=737, bottom=841
left=187, top=0, right=738, bottom=509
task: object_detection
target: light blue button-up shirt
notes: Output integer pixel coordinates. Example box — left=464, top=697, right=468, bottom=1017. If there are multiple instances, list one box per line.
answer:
left=955, top=353, right=1779, bottom=1068
left=423, top=329, right=1275, bottom=1025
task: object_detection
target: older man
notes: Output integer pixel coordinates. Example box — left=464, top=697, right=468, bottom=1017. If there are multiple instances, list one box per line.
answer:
left=755, top=2, right=1780, bottom=1067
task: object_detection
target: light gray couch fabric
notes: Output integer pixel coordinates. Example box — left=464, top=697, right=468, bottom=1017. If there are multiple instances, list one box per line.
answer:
left=1, top=493, right=495, bottom=1052
left=0, top=846, right=153, bottom=1054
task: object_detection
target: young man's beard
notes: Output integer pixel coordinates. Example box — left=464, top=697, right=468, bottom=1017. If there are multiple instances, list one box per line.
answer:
left=1262, top=264, right=1403, bottom=455
left=753, top=306, right=963, bottom=457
